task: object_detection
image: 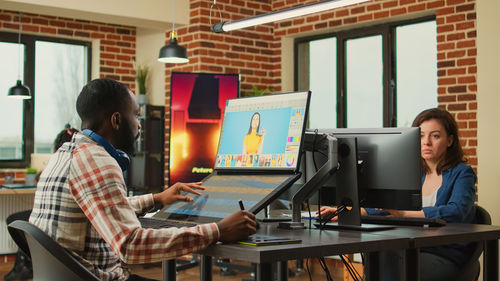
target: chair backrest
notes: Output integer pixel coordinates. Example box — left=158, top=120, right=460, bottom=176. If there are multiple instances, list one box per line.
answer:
left=8, top=220, right=101, bottom=281
left=448, top=205, right=492, bottom=281
left=475, top=205, right=492, bottom=225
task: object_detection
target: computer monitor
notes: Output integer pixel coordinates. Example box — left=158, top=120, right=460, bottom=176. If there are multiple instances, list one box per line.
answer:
left=307, top=127, right=422, bottom=209
left=214, top=91, right=310, bottom=172
left=283, top=127, right=422, bottom=230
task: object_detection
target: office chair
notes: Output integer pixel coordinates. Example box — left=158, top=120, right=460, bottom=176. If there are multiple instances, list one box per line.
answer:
left=7, top=220, right=101, bottom=281
left=447, top=205, right=492, bottom=281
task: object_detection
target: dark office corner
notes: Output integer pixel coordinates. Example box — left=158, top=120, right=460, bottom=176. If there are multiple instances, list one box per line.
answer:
left=127, top=105, right=165, bottom=195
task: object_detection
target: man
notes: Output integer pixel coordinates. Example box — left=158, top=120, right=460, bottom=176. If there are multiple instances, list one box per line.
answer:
left=29, top=78, right=257, bottom=281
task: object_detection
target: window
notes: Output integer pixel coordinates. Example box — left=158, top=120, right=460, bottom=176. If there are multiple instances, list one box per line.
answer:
left=296, top=17, right=437, bottom=129
left=0, top=32, right=91, bottom=167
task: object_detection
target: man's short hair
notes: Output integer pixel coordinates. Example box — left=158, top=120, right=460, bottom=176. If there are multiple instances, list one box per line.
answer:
left=76, top=78, right=131, bottom=131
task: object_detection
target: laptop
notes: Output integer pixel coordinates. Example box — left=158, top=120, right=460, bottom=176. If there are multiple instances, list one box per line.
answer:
left=142, top=91, right=311, bottom=228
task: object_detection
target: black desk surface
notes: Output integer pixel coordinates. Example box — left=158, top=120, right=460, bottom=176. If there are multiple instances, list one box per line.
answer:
left=198, top=223, right=500, bottom=264
left=198, top=223, right=409, bottom=263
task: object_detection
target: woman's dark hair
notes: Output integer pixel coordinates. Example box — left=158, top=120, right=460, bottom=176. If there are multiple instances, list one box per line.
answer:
left=412, top=108, right=465, bottom=175
left=247, top=112, right=261, bottom=135
left=76, top=78, right=130, bottom=131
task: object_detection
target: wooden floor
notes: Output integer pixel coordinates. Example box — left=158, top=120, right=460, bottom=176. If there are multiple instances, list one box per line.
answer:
left=0, top=254, right=358, bottom=280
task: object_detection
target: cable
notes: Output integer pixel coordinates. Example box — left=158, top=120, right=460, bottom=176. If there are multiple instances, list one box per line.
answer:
left=340, top=254, right=363, bottom=281
left=305, top=258, right=312, bottom=281
left=319, top=204, right=348, bottom=230
left=209, top=0, right=223, bottom=26
left=306, top=201, right=312, bottom=229
left=345, top=254, right=363, bottom=280
left=318, top=257, right=334, bottom=281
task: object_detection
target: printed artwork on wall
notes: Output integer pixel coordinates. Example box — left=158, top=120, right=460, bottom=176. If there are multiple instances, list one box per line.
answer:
left=169, top=72, right=239, bottom=185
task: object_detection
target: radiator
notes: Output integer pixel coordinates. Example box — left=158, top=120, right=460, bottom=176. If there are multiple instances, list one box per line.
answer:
left=0, top=194, right=35, bottom=254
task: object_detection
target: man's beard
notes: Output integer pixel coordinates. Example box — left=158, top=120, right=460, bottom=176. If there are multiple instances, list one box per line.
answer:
left=115, top=123, right=139, bottom=155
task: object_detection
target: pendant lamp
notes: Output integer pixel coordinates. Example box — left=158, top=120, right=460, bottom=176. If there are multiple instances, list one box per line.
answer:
left=158, top=0, right=189, bottom=63
left=8, top=12, right=31, bottom=99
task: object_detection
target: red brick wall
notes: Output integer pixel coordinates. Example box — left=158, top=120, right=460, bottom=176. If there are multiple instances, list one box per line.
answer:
left=271, top=0, right=478, bottom=166
left=0, top=1, right=478, bottom=186
left=0, top=10, right=137, bottom=90
left=161, top=0, right=477, bottom=185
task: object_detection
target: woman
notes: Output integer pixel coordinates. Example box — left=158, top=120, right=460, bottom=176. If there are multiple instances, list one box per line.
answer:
left=320, top=108, right=477, bottom=281
left=242, top=112, right=266, bottom=155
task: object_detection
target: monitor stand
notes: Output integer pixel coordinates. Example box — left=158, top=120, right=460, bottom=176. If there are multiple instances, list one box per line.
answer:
left=331, top=137, right=394, bottom=231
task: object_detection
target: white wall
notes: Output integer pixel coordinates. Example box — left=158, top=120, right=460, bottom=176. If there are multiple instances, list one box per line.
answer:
left=136, top=28, right=166, bottom=106
left=0, top=0, right=189, bottom=30
left=477, top=0, right=500, bottom=223
left=477, top=0, right=500, bottom=277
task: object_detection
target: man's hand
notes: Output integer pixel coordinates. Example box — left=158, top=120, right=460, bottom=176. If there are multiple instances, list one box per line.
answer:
left=217, top=211, right=257, bottom=243
left=153, top=182, right=205, bottom=205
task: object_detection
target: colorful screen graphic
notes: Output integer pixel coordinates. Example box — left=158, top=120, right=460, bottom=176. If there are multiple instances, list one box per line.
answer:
left=215, top=91, right=310, bottom=171
left=169, top=72, right=239, bottom=185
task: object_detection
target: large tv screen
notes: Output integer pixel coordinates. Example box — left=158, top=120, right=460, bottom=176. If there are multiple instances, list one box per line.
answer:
left=168, top=72, right=239, bottom=185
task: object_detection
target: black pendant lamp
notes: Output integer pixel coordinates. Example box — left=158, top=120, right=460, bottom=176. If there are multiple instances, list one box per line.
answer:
left=8, top=12, right=31, bottom=99
left=158, top=31, right=189, bottom=63
left=158, top=0, right=189, bottom=64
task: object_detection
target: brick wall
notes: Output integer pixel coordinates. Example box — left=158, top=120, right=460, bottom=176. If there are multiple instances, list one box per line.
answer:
left=0, top=1, right=479, bottom=186
left=271, top=0, right=478, bottom=166
left=162, top=0, right=477, bottom=184
left=0, top=10, right=137, bottom=90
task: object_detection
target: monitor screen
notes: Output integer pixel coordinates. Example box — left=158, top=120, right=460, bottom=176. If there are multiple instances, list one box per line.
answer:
left=153, top=173, right=300, bottom=223
left=168, top=72, right=239, bottom=185
left=303, top=127, right=422, bottom=210
left=214, top=91, right=310, bottom=172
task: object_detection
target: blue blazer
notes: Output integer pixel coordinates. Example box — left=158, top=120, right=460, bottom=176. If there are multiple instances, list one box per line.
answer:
left=367, top=162, right=477, bottom=265
left=421, top=162, right=477, bottom=265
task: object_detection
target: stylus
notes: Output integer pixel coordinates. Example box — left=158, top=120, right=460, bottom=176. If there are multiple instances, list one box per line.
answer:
left=238, top=199, right=245, bottom=210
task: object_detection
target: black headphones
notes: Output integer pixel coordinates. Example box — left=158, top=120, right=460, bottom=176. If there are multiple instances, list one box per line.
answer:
left=82, top=129, right=130, bottom=172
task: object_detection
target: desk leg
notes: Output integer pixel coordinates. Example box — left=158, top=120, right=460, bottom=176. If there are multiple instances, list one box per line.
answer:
left=405, top=248, right=419, bottom=281
left=364, top=252, right=380, bottom=281
left=277, top=261, right=288, bottom=281
left=162, top=260, right=176, bottom=281
left=256, top=263, right=272, bottom=281
left=484, top=240, right=499, bottom=281
left=200, top=255, right=212, bottom=281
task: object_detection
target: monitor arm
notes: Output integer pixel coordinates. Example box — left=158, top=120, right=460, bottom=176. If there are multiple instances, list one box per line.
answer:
left=278, top=135, right=338, bottom=229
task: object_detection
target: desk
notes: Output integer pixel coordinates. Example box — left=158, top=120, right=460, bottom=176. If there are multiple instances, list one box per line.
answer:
left=368, top=223, right=500, bottom=281
left=0, top=187, right=36, bottom=254
left=162, top=223, right=500, bottom=281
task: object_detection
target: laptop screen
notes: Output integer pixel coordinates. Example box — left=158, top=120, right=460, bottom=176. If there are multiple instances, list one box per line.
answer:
left=214, top=91, right=310, bottom=172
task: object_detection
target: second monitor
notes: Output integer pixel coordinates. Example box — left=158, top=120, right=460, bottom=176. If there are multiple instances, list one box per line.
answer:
left=298, top=127, right=422, bottom=229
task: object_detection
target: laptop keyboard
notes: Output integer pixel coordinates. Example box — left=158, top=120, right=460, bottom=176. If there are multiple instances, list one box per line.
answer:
left=139, top=217, right=197, bottom=229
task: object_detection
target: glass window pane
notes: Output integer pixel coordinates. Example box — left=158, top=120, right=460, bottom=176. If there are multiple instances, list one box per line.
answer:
left=396, top=21, right=437, bottom=127
left=309, top=37, right=337, bottom=129
left=34, top=41, right=87, bottom=153
left=346, top=35, right=383, bottom=128
left=0, top=42, right=25, bottom=160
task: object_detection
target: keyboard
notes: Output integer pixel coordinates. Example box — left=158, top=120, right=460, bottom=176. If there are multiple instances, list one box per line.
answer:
left=139, top=217, right=197, bottom=229
left=360, top=215, right=446, bottom=227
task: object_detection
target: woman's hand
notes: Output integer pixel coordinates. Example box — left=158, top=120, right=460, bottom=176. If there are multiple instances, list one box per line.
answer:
left=153, top=182, right=205, bottom=205
left=382, top=209, right=425, bottom=218
left=317, top=206, right=339, bottom=222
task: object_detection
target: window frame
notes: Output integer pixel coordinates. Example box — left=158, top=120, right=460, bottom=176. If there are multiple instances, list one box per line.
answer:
left=0, top=31, right=92, bottom=168
left=294, top=15, right=436, bottom=128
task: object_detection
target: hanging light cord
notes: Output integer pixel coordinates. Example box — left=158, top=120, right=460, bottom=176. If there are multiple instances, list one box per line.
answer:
left=209, top=0, right=222, bottom=26
left=16, top=12, right=22, bottom=80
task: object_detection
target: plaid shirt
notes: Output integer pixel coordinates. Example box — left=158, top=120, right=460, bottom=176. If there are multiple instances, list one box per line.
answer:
left=30, top=132, right=219, bottom=281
